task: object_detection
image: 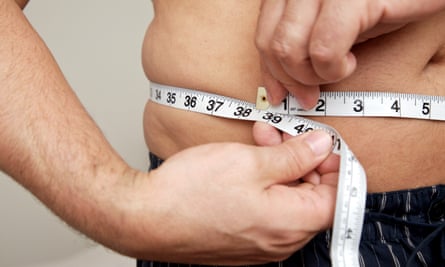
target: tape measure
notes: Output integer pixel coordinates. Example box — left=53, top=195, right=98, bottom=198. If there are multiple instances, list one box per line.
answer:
left=148, top=82, right=445, bottom=267
left=257, top=88, right=445, bottom=121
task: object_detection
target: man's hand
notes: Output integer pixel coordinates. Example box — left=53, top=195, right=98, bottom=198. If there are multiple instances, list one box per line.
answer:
left=0, top=0, right=337, bottom=264
left=255, top=0, right=445, bottom=108
left=124, top=130, right=338, bottom=265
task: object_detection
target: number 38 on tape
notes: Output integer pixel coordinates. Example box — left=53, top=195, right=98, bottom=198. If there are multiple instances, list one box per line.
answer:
left=149, top=82, right=445, bottom=267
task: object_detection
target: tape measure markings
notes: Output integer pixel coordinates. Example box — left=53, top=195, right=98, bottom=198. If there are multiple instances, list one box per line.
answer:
left=265, top=90, right=445, bottom=121
left=148, top=82, right=445, bottom=267
left=331, top=152, right=367, bottom=267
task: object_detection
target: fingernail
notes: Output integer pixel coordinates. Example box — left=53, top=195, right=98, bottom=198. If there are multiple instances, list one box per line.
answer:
left=297, top=99, right=311, bottom=110
left=304, top=131, right=332, bottom=156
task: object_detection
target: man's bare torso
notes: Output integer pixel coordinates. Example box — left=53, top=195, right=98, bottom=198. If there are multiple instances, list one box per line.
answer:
left=142, top=0, right=445, bottom=192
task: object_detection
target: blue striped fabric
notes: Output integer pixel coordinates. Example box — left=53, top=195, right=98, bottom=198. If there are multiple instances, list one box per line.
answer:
left=138, top=153, right=445, bottom=267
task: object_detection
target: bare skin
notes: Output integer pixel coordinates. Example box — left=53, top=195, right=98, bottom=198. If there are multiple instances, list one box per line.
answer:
left=1, top=0, right=340, bottom=264
left=143, top=1, right=445, bottom=193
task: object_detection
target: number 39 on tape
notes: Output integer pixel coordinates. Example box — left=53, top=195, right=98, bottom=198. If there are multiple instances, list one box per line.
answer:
left=149, top=82, right=445, bottom=267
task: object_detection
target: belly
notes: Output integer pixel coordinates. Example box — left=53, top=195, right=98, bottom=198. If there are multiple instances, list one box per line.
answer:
left=142, top=2, right=445, bottom=192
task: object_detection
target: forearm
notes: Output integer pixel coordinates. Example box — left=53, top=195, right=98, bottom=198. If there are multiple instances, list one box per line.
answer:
left=0, top=0, right=136, bottom=250
left=0, top=1, right=340, bottom=263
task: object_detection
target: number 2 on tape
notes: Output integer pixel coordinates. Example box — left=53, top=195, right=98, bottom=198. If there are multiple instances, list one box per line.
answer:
left=149, top=82, right=374, bottom=267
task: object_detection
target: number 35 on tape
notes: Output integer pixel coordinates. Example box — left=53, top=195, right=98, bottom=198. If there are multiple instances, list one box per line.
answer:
left=150, top=82, right=445, bottom=267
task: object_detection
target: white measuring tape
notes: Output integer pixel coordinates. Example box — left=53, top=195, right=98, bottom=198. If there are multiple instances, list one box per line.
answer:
left=149, top=82, right=445, bottom=267
left=261, top=89, right=445, bottom=121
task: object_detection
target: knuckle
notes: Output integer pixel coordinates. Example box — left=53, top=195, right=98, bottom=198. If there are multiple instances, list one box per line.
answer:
left=309, top=43, right=348, bottom=81
left=310, top=41, right=337, bottom=64
left=270, top=37, right=292, bottom=60
left=270, top=23, right=305, bottom=62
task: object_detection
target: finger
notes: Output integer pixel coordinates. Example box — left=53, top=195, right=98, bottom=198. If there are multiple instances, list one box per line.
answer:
left=282, top=131, right=293, bottom=142
left=301, top=154, right=340, bottom=186
left=256, top=0, right=296, bottom=105
left=297, top=181, right=337, bottom=230
left=283, top=83, right=320, bottom=110
left=298, top=154, right=340, bottom=185
left=319, top=172, right=339, bottom=188
left=257, top=0, right=323, bottom=108
left=379, top=1, right=445, bottom=22
left=256, top=0, right=286, bottom=57
left=260, top=59, right=289, bottom=105
left=252, top=122, right=293, bottom=147
left=252, top=121, right=283, bottom=146
left=267, top=177, right=337, bottom=231
left=272, top=0, right=324, bottom=85
left=356, top=23, right=406, bottom=44
left=309, top=0, right=359, bottom=82
left=260, top=130, right=333, bottom=186
left=262, top=60, right=320, bottom=108
left=316, top=153, right=340, bottom=175
left=302, top=171, right=321, bottom=185
left=260, top=43, right=297, bottom=87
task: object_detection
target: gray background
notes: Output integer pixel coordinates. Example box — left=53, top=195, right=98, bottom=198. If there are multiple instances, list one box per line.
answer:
left=0, top=1, right=153, bottom=266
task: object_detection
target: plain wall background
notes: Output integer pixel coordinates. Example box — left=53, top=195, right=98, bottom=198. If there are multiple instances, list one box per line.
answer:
left=0, top=1, right=153, bottom=266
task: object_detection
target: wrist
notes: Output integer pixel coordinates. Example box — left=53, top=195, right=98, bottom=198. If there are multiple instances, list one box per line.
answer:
left=82, top=167, right=160, bottom=258
left=36, top=157, right=143, bottom=256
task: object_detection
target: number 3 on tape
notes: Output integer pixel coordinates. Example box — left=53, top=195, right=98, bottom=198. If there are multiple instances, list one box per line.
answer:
left=149, top=82, right=445, bottom=267
left=150, top=82, right=367, bottom=267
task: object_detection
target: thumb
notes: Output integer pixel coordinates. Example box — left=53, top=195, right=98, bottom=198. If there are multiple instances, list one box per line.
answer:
left=260, top=130, right=333, bottom=186
left=252, top=122, right=283, bottom=146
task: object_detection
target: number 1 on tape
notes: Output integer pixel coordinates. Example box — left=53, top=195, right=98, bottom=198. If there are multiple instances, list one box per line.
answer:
left=150, top=82, right=370, bottom=267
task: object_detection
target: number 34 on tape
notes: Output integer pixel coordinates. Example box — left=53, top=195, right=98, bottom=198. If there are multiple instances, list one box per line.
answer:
left=150, top=82, right=445, bottom=267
